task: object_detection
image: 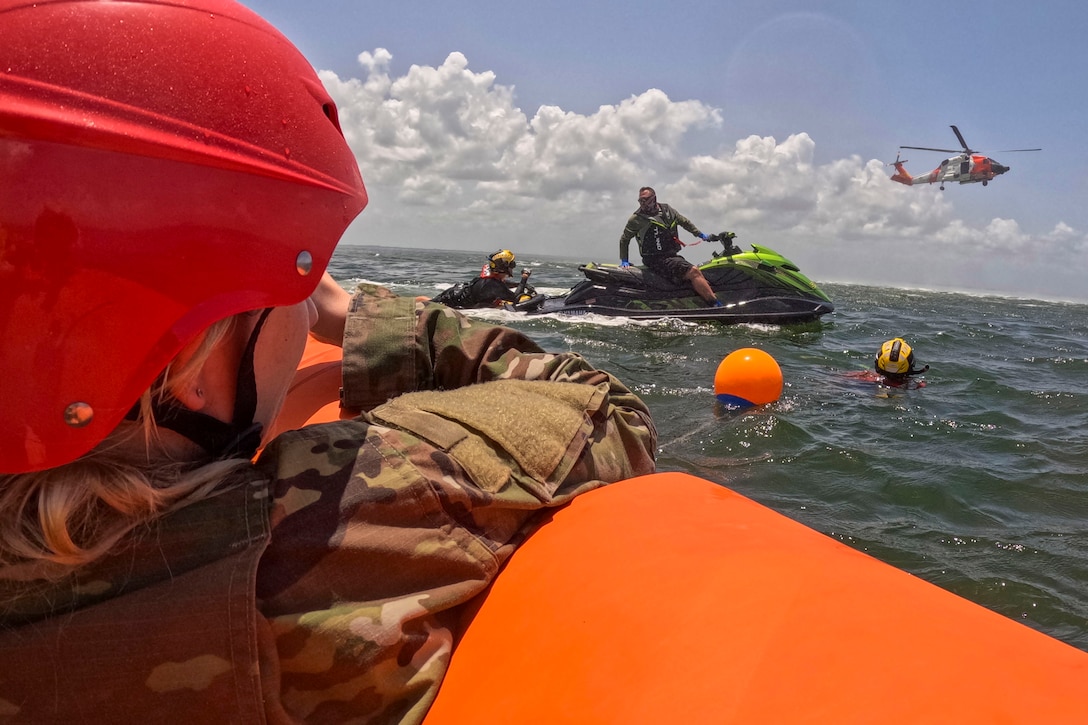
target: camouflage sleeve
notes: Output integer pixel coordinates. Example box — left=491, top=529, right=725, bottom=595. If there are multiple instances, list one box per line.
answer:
left=254, top=354, right=656, bottom=721
left=341, top=283, right=655, bottom=479
left=343, top=283, right=622, bottom=405
left=341, top=282, right=538, bottom=410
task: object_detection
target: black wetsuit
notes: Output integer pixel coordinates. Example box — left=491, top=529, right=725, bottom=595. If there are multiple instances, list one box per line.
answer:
left=432, top=275, right=524, bottom=309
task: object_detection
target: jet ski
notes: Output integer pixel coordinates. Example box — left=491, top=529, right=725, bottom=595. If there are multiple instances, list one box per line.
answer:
left=512, top=233, right=833, bottom=323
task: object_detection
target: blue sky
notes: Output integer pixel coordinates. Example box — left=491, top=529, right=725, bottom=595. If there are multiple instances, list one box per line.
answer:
left=242, top=0, right=1088, bottom=301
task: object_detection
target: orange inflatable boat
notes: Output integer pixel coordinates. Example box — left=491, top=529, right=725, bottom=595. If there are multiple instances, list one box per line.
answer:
left=278, top=339, right=1088, bottom=724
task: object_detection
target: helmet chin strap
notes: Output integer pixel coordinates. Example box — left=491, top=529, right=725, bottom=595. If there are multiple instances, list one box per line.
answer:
left=128, top=308, right=273, bottom=460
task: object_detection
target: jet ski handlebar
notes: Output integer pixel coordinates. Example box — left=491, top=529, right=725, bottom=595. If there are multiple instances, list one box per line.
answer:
left=707, top=231, right=742, bottom=256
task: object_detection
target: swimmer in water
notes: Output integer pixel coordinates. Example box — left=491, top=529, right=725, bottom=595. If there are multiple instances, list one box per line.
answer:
left=848, top=337, right=929, bottom=389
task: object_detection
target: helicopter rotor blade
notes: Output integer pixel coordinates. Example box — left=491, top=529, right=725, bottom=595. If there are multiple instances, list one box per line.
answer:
left=950, top=125, right=970, bottom=152
left=900, top=145, right=960, bottom=153
left=994, top=148, right=1042, bottom=153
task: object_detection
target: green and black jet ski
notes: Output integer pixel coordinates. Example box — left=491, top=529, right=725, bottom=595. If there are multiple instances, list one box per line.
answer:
left=509, top=233, right=833, bottom=324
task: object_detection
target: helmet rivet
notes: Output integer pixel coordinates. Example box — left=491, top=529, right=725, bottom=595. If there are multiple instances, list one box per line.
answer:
left=295, top=250, right=313, bottom=276
left=64, top=402, right=94, bottom=428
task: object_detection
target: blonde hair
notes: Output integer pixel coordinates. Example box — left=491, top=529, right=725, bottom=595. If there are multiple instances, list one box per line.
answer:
left=0, top=316, right=250, bottom=574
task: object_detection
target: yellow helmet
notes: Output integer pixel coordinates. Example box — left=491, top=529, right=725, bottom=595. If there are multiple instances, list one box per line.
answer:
left=875, top=338, right=915, bottom=376
left=488, top=249, right=517, bottom=275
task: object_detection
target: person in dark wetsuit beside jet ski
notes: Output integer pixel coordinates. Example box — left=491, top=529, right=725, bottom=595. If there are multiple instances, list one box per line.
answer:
left=432, top=249, right=535, bottom=309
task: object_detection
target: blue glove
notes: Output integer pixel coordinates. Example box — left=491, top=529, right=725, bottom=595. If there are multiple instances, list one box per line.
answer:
left=620, top=259, right=630, bottom=267
left=699, top=233, right=708, bottom=240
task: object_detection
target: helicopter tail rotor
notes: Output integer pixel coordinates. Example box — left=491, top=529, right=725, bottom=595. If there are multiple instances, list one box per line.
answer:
left=884, top=151, right=909, bottom=167
left=887, top=152, right=913, bottom=185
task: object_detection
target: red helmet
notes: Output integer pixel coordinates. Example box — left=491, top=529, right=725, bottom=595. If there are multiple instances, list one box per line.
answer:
left=0, top=0, right=368, bottom=473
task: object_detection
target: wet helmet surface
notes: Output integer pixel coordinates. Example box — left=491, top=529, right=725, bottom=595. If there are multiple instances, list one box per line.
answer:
left=0, top=0, right=368, bottom=473
left=875, top=338, right=915, bottom=376
left=488, top=249, right=517, bottom=275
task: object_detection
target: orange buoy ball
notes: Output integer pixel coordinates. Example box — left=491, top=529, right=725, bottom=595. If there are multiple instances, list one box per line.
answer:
left=714, top=348, right=783, bottom=407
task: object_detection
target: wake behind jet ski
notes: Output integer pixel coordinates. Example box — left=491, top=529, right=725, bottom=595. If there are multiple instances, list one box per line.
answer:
left=517, top=233, right=834, bottom=324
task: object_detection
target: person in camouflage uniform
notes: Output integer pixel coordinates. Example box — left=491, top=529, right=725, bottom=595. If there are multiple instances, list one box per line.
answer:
left=0, top=1, right=656, bottom=722
left=0, top=282, right=656, bottom=722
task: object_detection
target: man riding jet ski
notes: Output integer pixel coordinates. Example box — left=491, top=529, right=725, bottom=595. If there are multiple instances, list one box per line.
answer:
left=528, top=232, right=834, bottom=324
left=618, top=186, right=722, bottom=307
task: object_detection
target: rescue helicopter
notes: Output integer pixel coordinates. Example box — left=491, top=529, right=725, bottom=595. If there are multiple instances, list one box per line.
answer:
left=889, top=125, right=1040, bottom=190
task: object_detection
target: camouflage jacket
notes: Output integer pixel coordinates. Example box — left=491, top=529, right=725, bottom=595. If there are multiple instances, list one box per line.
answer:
left=0, top=286, right=656, bottom=723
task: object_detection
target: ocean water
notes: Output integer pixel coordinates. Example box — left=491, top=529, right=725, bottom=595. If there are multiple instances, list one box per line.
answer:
left=328, top=243, right=1088, bottom=651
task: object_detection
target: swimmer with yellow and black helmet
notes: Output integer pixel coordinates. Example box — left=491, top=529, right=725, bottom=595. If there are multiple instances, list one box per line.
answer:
left=848, top=337, right=929, bottom=389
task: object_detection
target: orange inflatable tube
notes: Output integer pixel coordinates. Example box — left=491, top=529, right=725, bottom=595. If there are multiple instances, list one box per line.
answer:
left=425, top=474, right=1088, bottom=723
left=278, top=338, right=1088, bottom=723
